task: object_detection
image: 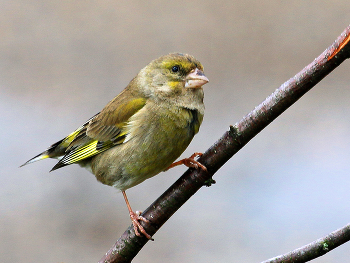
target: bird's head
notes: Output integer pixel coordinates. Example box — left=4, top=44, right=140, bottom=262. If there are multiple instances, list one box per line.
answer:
left=136, top=53, right=209, bottom=102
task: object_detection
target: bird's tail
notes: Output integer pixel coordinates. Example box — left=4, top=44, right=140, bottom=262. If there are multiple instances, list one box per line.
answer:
left=20, top=114, right=98, bottom=169
left=20, top=139, right=65, bottom=167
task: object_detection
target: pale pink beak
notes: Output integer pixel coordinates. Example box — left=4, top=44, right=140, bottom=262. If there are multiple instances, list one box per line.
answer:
left=185, top=68, right=209, bottom=88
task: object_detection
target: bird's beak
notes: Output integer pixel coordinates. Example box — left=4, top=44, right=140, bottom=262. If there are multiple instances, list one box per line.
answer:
left=185, top=68, right=209, bottom=88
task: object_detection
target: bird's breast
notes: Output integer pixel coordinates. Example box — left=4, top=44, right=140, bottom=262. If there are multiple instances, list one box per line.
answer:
left=91, top=103, right=203, bottom=190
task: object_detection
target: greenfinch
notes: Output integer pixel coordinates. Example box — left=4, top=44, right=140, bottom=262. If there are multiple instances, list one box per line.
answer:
left=21, top=53, right=209, bottom=239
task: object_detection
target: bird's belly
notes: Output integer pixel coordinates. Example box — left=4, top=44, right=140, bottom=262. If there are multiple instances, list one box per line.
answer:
left=90, top=122, right=194, bottom=191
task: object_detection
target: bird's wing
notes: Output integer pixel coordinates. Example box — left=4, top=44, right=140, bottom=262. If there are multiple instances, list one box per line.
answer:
left=51, top=94, right=146, bottom=171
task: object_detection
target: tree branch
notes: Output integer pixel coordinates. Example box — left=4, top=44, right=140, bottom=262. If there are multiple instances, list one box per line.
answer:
left=261, top=223, right=350, bottom=263
left=98, top=25, right=350, bottom=263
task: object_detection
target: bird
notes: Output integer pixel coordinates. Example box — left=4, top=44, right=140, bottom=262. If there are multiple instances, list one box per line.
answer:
left=21, top=53, right=209, bottom=239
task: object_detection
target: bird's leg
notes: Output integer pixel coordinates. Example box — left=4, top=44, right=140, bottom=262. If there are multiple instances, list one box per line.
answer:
left=122, top=191, right=153, bottom=240
left=166, top=152, right=207, bottom=171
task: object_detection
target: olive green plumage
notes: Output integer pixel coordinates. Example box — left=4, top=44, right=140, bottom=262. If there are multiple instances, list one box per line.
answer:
left=22, top=53, right=209, bottom=191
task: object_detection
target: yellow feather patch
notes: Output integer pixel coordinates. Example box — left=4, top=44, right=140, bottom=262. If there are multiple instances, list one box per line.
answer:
left=62, top=140, right=109, bottom=164
left=41, top=154, right=50, bottom=159
left=167, top=81, right=179, bottom=89
left=123, top=98, right=146, bottom=114
left=60, top=128, right=83, bottom=148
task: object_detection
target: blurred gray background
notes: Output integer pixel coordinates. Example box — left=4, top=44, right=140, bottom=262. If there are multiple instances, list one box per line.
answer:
left=1, top=1, right=350, bottom=262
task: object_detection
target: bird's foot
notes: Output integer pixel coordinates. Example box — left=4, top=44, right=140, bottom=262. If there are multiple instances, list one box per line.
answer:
left=129, top=210, right=153, bottom=240
left=166, top=152, right=207, bottom=171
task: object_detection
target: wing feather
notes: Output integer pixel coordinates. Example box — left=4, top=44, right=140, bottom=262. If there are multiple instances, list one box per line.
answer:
left=50, top=92, right=146, bottom=171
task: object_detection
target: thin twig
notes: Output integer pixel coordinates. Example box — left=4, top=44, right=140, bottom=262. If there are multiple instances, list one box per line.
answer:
left=98, top=25, right=350, bottom=263
left=261, top=223, right=350, bottom=263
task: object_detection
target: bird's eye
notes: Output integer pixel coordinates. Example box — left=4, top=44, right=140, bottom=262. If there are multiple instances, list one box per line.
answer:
left=171, top=65, right=180, bottom=73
